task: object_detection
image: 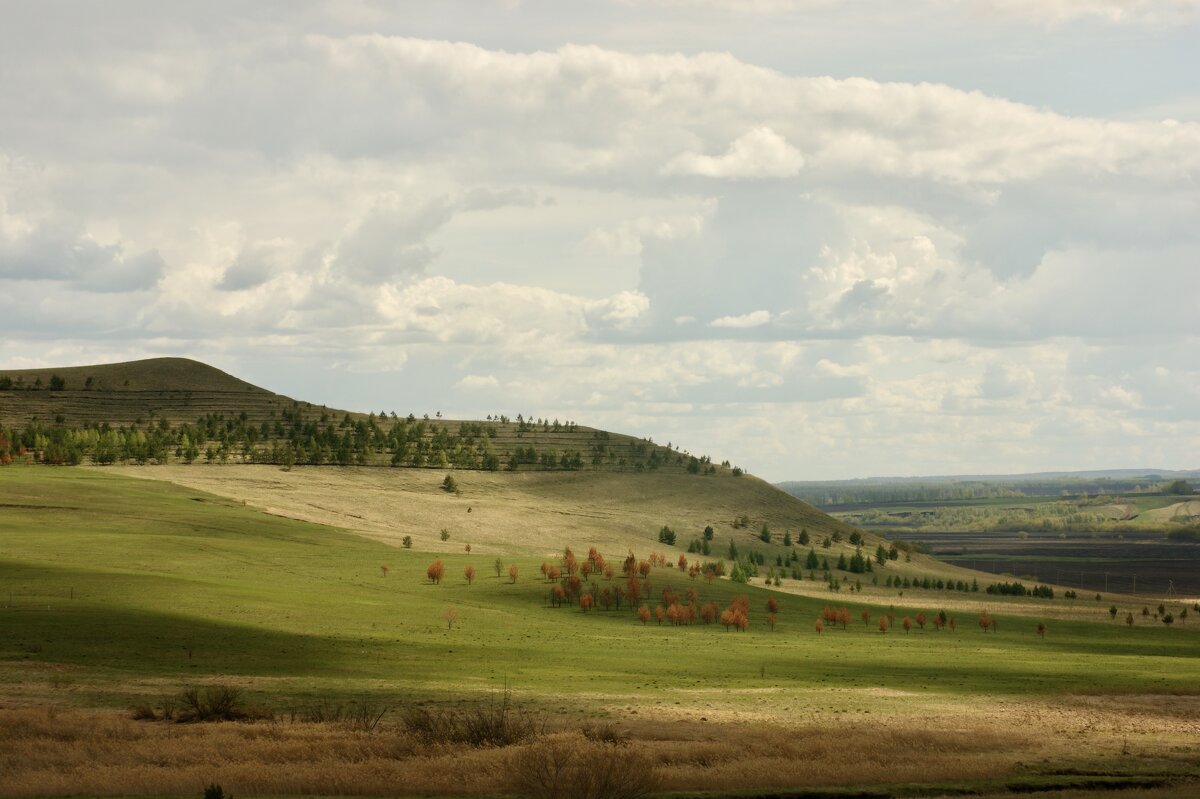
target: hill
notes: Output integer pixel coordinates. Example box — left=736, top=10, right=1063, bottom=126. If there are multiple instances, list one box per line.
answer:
left=3, top=466, right=1199, bottom=798
left=0, top=357, right=310, bottom=429
left=107, top=464, right=857, bottom=558
left=0, top=357, right=728, bottom=475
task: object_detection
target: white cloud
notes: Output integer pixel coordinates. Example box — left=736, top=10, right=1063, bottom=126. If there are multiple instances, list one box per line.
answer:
left=709, top=310, right=771, bottom=328
left=456, top=374, right=500, bottom=390
left=664, top=127, right=805, bottom=179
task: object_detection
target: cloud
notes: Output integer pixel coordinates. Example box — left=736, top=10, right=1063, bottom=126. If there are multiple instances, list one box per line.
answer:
left=331, top=194, right=454, bottom=285
left=456, top=374, right=500, bottom=390
left=709, top=310, right=771, bottom=328
left=0, top=206, right=164, bottom=292
left=664, top=127, right=805, bottom=179
left=971, top=0, right=1200, bottom=24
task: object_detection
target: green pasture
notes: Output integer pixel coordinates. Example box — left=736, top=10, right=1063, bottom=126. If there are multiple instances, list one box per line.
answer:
left=2, top=468, right=1199, bottom=713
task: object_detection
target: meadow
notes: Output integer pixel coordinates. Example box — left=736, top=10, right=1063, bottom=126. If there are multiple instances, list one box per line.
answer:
left=3, top=466, right=1200, bottom=797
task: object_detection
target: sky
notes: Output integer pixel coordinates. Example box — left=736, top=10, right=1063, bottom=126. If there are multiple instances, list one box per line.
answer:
left=1, top=1, right=1198, bottom=481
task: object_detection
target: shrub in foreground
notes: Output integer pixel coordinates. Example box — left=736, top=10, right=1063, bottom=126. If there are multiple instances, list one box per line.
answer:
left=506, top=736, right=660, bottom=799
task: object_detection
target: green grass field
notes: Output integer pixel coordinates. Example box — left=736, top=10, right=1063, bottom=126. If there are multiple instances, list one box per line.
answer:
left=4, top=466, right=1200, bottom=798
left=4, top=467, right=1198, bottom=711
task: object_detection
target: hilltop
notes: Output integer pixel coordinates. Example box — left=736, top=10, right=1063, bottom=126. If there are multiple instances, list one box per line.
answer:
left=0, top=357, right=311, bottom=429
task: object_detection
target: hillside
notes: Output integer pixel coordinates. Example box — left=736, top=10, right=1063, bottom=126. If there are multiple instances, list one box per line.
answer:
left=0, top=357, right=313, bottom=429
left=0, top=357, right=727, bottom=475
left=3, top=467, right=1199, bottom=798
left=107, top=464, right=857, bottom=558
left=2, top=356, right=1131, bottom=600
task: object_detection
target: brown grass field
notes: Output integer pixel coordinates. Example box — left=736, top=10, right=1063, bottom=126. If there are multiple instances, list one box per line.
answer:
left=2, top=695, right=1197, bottom=798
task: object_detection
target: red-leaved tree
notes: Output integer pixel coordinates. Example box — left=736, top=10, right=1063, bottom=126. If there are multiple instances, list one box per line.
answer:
left=427, top=560, right=445, bottom=584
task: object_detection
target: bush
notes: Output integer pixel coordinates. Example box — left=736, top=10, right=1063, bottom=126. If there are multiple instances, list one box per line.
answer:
left=176, top=685, right=261, bottom=722
left=506, top=737, right=660, bottom=799
left=402, top=690, right=540, bottom=747
left=203, top=784, right=230, bottom=799
left=582, top=723, right=629, bottom=747
left=293, top=699, right=389, bottom=732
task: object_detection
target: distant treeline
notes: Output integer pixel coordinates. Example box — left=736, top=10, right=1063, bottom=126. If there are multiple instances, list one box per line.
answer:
left=780, top=477, right=1191, bottom=506
left=0, top=411, right=725, bottom=476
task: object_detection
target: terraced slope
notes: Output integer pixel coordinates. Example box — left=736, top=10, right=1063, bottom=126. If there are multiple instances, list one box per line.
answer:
left=0, top=357, right=318, bottom=429
left=0, top=358, right=727, bottom=474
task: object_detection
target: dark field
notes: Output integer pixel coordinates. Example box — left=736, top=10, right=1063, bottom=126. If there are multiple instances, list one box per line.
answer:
left=910, top=530, right=1200, bottom=597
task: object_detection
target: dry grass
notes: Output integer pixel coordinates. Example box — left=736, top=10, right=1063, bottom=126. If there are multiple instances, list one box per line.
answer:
left=0, top=705, right=1029, bottom=798
left=5, top=695, right=1200, bottom=798
left=106, top=463, right=849, bottom=558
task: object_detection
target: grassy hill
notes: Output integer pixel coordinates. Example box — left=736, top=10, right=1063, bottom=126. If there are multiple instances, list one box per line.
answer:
left=1, top=357, right=729, bottom=475
left=107, top=464, right=858, bottom=559
left=2, top=467, right=1198, bottom=797
left=0, top=357, right=313, bottom=429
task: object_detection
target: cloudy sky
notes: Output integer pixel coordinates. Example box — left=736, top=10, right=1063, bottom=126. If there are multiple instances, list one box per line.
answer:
left=2, top=1, right=1198, bottom=480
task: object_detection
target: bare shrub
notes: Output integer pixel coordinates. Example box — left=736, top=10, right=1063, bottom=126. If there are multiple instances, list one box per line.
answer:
left=402, top=690, right=540, bottom=747
left=581, top=723, right=628, bottom=747
left=294, top=699, right=389, bottom=732
left=129, top=704, right=157, bottom=721
left=175, top=685, right=265, bottom=723
left=506, top=736, right=660, bottom=799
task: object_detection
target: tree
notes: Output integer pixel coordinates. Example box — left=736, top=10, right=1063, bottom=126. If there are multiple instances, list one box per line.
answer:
left=861, top=609, right=871, bottom=626
left=653, top=606, right=665, bottom=625
left=875, top=544, right=889, bottom=565
left=637, top=604, right=651, bottom=624
left=703, top=525, right=715, bottom=541
left=878, top=617, right=889, bottom=633
left=427, top=560, right=445, bottom=584
left=766, top=596, right=779, bottom=614
left=402, top=535, right=413, bottom=548
left=902, top=617, right=912, bottom=634
left=440, top=529, right=451, bottom=542
left=380, top=564, right=389, bottom=578
left=1126, top=612, right=1134, bottom=628
left=464, top=543, right=472, bottom=554
left=767, top=612, right=777, bottom=631
left=805, top=548, right=819, bottom=570
left=798, top=528, right=810, bottom=546
left=759, top=523, right=771, bottom=543
left=580, top=594, right=594, bottom=612
left=815, top=619, right=824, bottom=634
left=1109, top=605, right=1118, bottom=621
left=915, top=612, right=926, bottom=630
left=678, top=554, right=688, bottom=571
left=1164, top=479, right=1193, bottom=495
left=1037, top=622, right=1047, bottom=638
left=442, top=474, right=458, bottom=493
left=442, top=607, right=458, bottom=629
left=465, top=565, right=476, bottom=586
left=509, top=564, right=519, bottom=583
left=494, top=557, right=504, bottom=578
left=783, top=530, right=792, bottom=547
